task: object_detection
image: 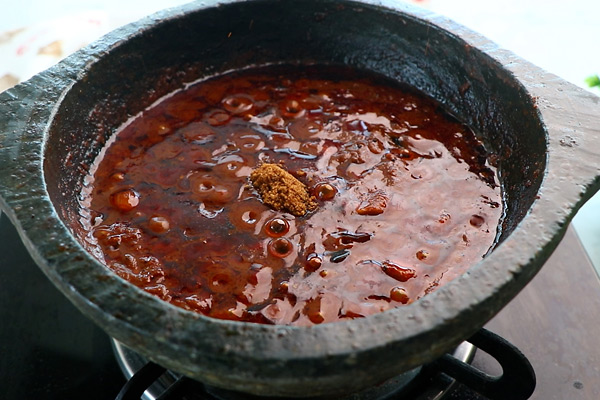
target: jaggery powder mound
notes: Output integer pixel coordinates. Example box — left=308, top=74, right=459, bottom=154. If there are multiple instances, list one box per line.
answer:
left=250, top=163, right=316, bottom=216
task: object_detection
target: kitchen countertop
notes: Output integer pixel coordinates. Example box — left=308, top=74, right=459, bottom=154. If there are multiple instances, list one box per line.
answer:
left=472, top=226, right=600, bottom=400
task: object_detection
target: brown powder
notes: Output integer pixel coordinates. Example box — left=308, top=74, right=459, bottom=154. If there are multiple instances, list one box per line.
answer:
left=250, top=163, right=316, bottom=216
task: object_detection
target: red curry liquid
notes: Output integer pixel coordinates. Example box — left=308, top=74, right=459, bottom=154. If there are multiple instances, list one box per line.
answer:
left=78, top=65, right=503, bottom=326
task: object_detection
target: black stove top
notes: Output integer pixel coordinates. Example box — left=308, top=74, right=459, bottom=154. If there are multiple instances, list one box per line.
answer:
left=0, top=213, right=125, bottom=399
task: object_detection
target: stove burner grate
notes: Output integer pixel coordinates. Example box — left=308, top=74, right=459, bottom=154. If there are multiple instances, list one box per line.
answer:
left=112, top=328, right=535, bottom=400
left=112, top=342, right=474, bottom=400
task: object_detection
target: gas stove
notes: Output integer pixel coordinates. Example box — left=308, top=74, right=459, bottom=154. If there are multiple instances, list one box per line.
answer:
left=0, top=213, right=124, bottom=399
left=1, top=210, right=598, bottom=399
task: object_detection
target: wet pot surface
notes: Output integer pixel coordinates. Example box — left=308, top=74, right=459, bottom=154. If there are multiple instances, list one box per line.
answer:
left=0, top=0, right=599, bottom=397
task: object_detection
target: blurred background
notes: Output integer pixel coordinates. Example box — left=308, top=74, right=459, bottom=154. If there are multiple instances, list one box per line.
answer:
left=1, top=0, right=599, bottom=269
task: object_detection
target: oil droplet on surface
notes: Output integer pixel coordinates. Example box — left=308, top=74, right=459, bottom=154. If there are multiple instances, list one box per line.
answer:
left=268, top=238, right=293, bottom=258
left=281, top=99, right=304, bottom=118
left=111, top=172, right=125, bottom=181
left=314, top=182, right=337, bottom=201
left=206, top=110, right=231, bottom=126
left=390, top=287, right=409, bottom=304
left=148, top=216, right=170, bottom=233
left=416, top=250, right=429, bottom=260
left=222, top=95, right=254, bottom=114
left=305, top=254, right=323, bottom=272
left=265, top=218, right=290, bottom=237
left=308, top=310, right=325, bottom=324
left=156, top=124, right=170, bottom=135
left=242, top=210, right=258, bottom=224
left=110, top=189, right=140, bottom=212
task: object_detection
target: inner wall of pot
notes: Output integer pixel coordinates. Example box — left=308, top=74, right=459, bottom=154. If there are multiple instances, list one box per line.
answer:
left=44, top=1, right=546, bottom=261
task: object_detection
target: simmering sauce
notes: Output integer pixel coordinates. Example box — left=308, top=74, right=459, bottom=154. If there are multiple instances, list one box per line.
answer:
left=78, top=65, right=503, bottom=326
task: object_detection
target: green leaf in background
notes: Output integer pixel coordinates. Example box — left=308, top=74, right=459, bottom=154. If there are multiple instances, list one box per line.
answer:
left=585, top=75, right=600, bottom=88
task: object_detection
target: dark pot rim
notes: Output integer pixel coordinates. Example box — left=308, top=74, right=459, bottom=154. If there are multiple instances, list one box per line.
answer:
left=1, top=0, right=599, bottom=396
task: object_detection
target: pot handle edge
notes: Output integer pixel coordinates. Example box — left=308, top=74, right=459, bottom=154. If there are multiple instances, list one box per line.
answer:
left=0, top=70, right=74, bottom=212
left=0, top=64, right=76, bottom=142
left=530, top=76, right=600, bottom=204
left=430, top=328, right=536, bottom=400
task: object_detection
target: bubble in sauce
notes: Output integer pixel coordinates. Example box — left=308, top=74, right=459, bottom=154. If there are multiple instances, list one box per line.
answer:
left=156, top=123, right=170, bottom=136
left=416, top=250, right=429, bottom=260
left=305, top=254, right=323, bottom=272
left=234, top=133, right=264, bottom=153
left=268, top=238, right=293, bottom=258
left=281, top=99, right=305, bottom=118
left=206, top=110, right=231, bottom=126
left=222, top=95, right=254, bottom=114
left=308, top=311, right=325, bottom=324
left=227, top=200, right=264, bottom=231
left=148, top=216, right=170, bottom=233
left=314, top=183, right=337, bottom=201
left=470, top=215, right=485, bottom=228
left=111, top=172, right=125, bottom=181
left=110, top=189, right=140, bottom=212
left=390, top=287, right=409, bottom=304
left=265, top=218, right=290, bottom=237
left=242, top=211, right=258, bottom=224
left=356, top=191, right=387, bottom=215
left=212, top=273, right=230, bottom=286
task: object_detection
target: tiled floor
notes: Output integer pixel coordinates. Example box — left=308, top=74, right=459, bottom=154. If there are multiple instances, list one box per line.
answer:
left=2, top=0, right=600, bottom=271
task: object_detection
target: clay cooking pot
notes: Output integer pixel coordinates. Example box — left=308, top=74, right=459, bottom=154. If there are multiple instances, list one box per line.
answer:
left=0, top=0, right=599, bottom=397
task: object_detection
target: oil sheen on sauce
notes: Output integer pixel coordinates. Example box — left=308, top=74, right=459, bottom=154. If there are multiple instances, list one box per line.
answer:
left=78, top=65, right=503, bottom=326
